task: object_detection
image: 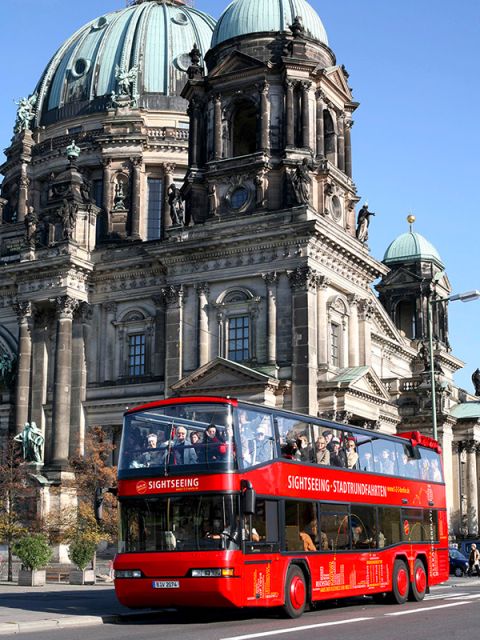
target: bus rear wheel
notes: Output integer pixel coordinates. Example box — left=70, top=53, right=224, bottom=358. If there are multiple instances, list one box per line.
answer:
left=283, top=565, right=307, bottom=618
left=388, top=559, right=409, bottom=604
left=409, top=559, right=427, bottom=601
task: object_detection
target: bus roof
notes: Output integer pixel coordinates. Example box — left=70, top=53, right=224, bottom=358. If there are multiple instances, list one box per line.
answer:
left=124, top=396, right=237, bottom=416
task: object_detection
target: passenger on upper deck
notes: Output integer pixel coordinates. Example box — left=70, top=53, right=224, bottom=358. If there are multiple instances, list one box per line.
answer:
left=315, top=436, right=330, bottom=465
left=249, top=422, right=274, bottom=464
left=345, top=436, right=359, bottom=469
left=380, top=448, right=395, bottom=475
left=323, top=430, right=335, bottom=453
left=330, top=437, right=346, bottom=468
left=202, top=424, right=226, bottom=463
left=172, top=426, right=197, bottom=464
left=296, top=434, right=313, bottom=462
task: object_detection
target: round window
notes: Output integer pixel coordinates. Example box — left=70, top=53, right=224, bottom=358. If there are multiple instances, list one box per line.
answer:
left=172, top=12, right=188, bottom=25
left=175, top=53, right=192, bottom=72
left=230, top=187, right=249, bottom=210
left=331, top=195, right=343, bottom=221
left=71, top=58, right=91, bottom=78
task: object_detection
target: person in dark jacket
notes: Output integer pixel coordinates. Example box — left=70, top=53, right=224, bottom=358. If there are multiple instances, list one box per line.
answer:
left=202, top=424, right=226, bottom=463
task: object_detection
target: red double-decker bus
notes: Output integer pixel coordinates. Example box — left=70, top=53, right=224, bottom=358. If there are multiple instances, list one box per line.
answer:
left=113, top=396, right=449, bottom=617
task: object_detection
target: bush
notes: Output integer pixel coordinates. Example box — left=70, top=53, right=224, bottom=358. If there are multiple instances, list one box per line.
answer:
left=68, top=537, right=97, bottom=570
left=12, top=533, right=52, bottom=570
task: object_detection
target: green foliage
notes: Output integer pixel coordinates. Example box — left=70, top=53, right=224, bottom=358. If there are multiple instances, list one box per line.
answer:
left=68, top=536, right=97, bottom=570
left=12, top=533, right=52, bottom=570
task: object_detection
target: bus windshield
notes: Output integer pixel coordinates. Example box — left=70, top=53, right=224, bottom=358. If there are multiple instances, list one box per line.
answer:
left=119, top=402, right=235, bottom=474
left=119, top=495, right=240, bottom=552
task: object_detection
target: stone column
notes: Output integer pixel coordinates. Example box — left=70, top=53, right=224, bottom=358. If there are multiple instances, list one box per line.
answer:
left=30, top=309, right=49, bottom=433
left=102, top=158, right=113, bottom=233
left=260, top=82, right=270, bottom=152
left=214, top=94, right=222, bottom=160
left=337, top=112, right=346, bottom=173
left=465, top=441, right=479, bottom=536
left=162, top=163, right=174, bottom=228
left=347, top=294, right=359, bottom=367
left=69, top=303, right=91, bottom=458
left=196, top=283, right=209, bottom=367
left=301, top=81, right=311, bottom=150
left=315, top=90, right=325, bottom=158
left=152, top=295, right=166, bottom=377
left=262, top=272, right=278, bottom=366
left=103, top=302, right=117, bottom=382
left=345, top=118, right=353, bottom=178
left=288, top=266, right=318, bottom=414
left=285, top=80, right=295, bottom=147
left=316, top=277, right=329, bottom=367
left=188, top=97, right=201, bottom=167
left=358, top=299, right=374, bottom=366
left=13, top=301, right=33, bottom=434
left=17, top=165, right=29, bottom=223
left=130, top=157, right=142, bottom=239
left=162, top=285, right=184, bottom=397
left=51, top=296, right=79, bottom=467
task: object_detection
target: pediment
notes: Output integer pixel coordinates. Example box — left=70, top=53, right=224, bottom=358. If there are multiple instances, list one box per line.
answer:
left=320, top=366, right=391, bottom=402
left=322, top=65, right=353, bottom=100
left=171, top=357, right=280, bottom=394
left=209, top=51, right=268, bottom=78
left=380, top=267, right=423, bottom=287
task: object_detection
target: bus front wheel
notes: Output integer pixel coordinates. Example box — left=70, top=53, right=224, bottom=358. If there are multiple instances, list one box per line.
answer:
left=409, top=559, right=427, bottom=601
left=283, top=565, right=307, bottom=618
left=388, top=559, right=409, bottom=604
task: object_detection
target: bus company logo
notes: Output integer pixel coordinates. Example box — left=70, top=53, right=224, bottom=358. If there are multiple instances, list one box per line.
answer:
left=136, top=481, right=147, bottom=494
left=403, top=520, right=409, bottom=536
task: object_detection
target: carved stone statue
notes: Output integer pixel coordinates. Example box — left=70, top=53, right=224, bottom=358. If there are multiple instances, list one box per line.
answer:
left=355, top=203, right=375, bottom=243
left=208, top=183, right=217, bottom=216
left=24, top=206, right=38, bottom=248
left=0, top=352, right=16, bottom=390
left=291, top=158, right=311, bottom=205
left=187, top=43, right=203, bottom=79
left=168, top=184, right=184, bottom=226
left=290, top=15, right=305, bottom=39
left=113, top=180, right=127, bottom=210
left=14, top=94, right=37, bottom=133
left=115, top=64, right=138, bottom=96
left=254, top=169, right=266, bottom=208
left=13, top=421, right=44, bottom=463
left=59, top=198, right=78, bottom=240
left=472, top=368, right=480, bottom=396
left=66, top=140, right=81, bottom=161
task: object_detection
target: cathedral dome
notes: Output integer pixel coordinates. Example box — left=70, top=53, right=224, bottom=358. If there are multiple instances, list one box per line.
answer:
left=33, top=0, right=215, bottom=126
left=211, top=0, right=328, bottom=48
left=383, top=231, right=444, bottom=268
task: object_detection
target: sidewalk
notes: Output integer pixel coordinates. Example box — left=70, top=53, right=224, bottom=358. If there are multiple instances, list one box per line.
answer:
left=0, top=580, right=147, bottom=635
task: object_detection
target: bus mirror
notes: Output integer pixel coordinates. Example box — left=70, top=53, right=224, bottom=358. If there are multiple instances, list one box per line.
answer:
left=241, top=480, right=256, bottom=515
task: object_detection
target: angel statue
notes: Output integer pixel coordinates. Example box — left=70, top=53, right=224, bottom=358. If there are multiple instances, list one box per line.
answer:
left=14, top=93, right=37, bottom=133
left=115, top=64, right=138, bottom=97
left=14, top=421, right=44, bottom=463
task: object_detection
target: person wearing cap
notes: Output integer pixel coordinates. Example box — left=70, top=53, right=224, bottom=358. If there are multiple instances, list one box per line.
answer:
left=345, top=436, right=359, bottom=469
left=249, top=423, right=273, bottom=464
left=468, top=543, right=480, bottom=576
left=322, top=430, right=335, bottom=453
left=330, top=436, right=346, bottom=468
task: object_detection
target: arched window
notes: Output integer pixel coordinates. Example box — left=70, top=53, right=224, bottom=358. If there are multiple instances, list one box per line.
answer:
left=324, top=110, right=336, bottom=163
left=327, top=295, right=349, bottom=368
left=231, top=101, right=257, bottom=157
left=396, top=300, right=417, bottom=339
left=114, top=309, right=154, bottom=378
left=216, top=288, right=260, bottom=363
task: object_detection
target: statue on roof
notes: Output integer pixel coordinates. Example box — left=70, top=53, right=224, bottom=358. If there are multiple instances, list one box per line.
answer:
left=14, top=93, right=37, bottom=133
left=24, top=205, right=38, bottom=248
left=168, top=184, right=184, bottom=226
left=472, top=368, right=480, bottom=396
left=115, top=64, right=138, bottom=96
left=290, top=15, right=305, bottom=39
left=291, top=158, right=312, bottom=205
left=356, top=202, right=375, bottom=244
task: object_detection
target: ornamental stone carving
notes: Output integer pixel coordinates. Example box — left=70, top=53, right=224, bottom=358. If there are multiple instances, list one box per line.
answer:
left=55, top=296, right=80, bottom=319
left=161, top=284, right=184, bottom=306
left=288, top=266, right=318, bottom=291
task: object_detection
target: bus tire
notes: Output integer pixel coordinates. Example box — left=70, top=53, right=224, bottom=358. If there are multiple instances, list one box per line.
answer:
left=388, top=559, right=409, bottom=604
left=409, top=559, right=427, bottom=601
left=283, top=565, right=307, bottom=618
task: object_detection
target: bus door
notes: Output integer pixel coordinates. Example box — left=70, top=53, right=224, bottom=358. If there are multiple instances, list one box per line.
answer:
left=243, top=499, right=282, bottom=606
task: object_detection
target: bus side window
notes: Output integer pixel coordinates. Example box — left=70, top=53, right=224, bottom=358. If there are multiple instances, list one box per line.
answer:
left=378, top=506, right=401, bottom=547
left=319, top=504, right=349, bottom=551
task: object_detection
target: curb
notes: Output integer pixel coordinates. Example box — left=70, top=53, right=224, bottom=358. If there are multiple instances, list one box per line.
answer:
left=0, top=615, right=106, bottom=635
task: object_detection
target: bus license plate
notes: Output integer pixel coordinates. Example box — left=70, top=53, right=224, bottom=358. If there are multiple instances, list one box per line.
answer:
left=152, top=580, right=179, bottom=589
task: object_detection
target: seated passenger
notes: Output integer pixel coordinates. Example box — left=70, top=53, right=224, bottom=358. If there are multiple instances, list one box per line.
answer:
left=380, top=448, right=395, bottom=475
left=299, top=530, right=316, bottom=551
left=139, top=432, right=166, bottom=467
left=330, top=437, right=346, bottom=467
left=203, top=424, right=226, bottom=463
left=315, top=436, right=330, bottom=465
left=345, top=437, right=359, bottom=469
left=281, top=440, right=298, bottom=459
left=296, top=435, right=313, bottom=462
left=172, top=426, right=197, bottom=464
left=249, top=424, right=274, bottom=464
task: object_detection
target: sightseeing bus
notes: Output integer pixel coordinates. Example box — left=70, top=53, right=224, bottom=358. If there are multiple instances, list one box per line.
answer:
left=113, top=396, right=449, bottom=618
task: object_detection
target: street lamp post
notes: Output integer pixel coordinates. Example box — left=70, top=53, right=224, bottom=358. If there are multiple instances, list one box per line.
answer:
left=428, top=290, right=480, bottom=441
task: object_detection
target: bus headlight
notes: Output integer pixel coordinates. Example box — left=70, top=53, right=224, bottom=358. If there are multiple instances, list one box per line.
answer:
left=115, top=570, right=143, bottom=578
left=191, top=568, right=234, bottom=577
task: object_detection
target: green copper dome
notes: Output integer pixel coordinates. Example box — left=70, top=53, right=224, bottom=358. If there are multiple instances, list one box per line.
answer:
left=383, top=232, right=444, bottom=267
left=211, top=0, right=328, bottom=48
left=34, top=0, right=215, bottom=126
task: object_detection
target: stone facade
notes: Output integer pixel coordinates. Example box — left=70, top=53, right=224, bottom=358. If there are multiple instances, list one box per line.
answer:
left=0, top=0, right=478, bottom=540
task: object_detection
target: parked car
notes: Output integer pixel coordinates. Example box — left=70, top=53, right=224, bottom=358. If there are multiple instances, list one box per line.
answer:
left=452, top=539, right=480, bottom=559
left=449, top=547, right=469, bottom=576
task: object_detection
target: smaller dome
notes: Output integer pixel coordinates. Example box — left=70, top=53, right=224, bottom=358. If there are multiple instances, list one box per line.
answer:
left=211, top=0, right=328, bottom=48
left=383, top=232, right=444, bottom=267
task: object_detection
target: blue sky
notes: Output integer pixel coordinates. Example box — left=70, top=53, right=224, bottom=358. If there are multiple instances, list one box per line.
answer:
left=1, top=0, right=479, bottom=391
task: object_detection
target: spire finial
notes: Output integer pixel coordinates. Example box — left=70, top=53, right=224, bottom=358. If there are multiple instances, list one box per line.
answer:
left=407, top=213, right=416, bottom=232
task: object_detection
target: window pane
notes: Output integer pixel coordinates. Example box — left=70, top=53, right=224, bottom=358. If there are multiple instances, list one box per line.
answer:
left=378, top=507, right=401, bottom=546
left=330, top=322, right=340, bottom=367
left=128, top=333, right=145, bottom=376
left=319, top=504, right=349, bottom=551
left=228, top=315, right=250, bottom=362
left=147, top=178, right=163, bottom=240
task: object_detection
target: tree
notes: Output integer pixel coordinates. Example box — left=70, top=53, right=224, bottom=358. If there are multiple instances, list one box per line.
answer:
left=0, top=439, right=33, bottom=581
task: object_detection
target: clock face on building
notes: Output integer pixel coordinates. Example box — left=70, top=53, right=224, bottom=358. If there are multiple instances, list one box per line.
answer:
left=230, top=186, right=249, bottom=210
